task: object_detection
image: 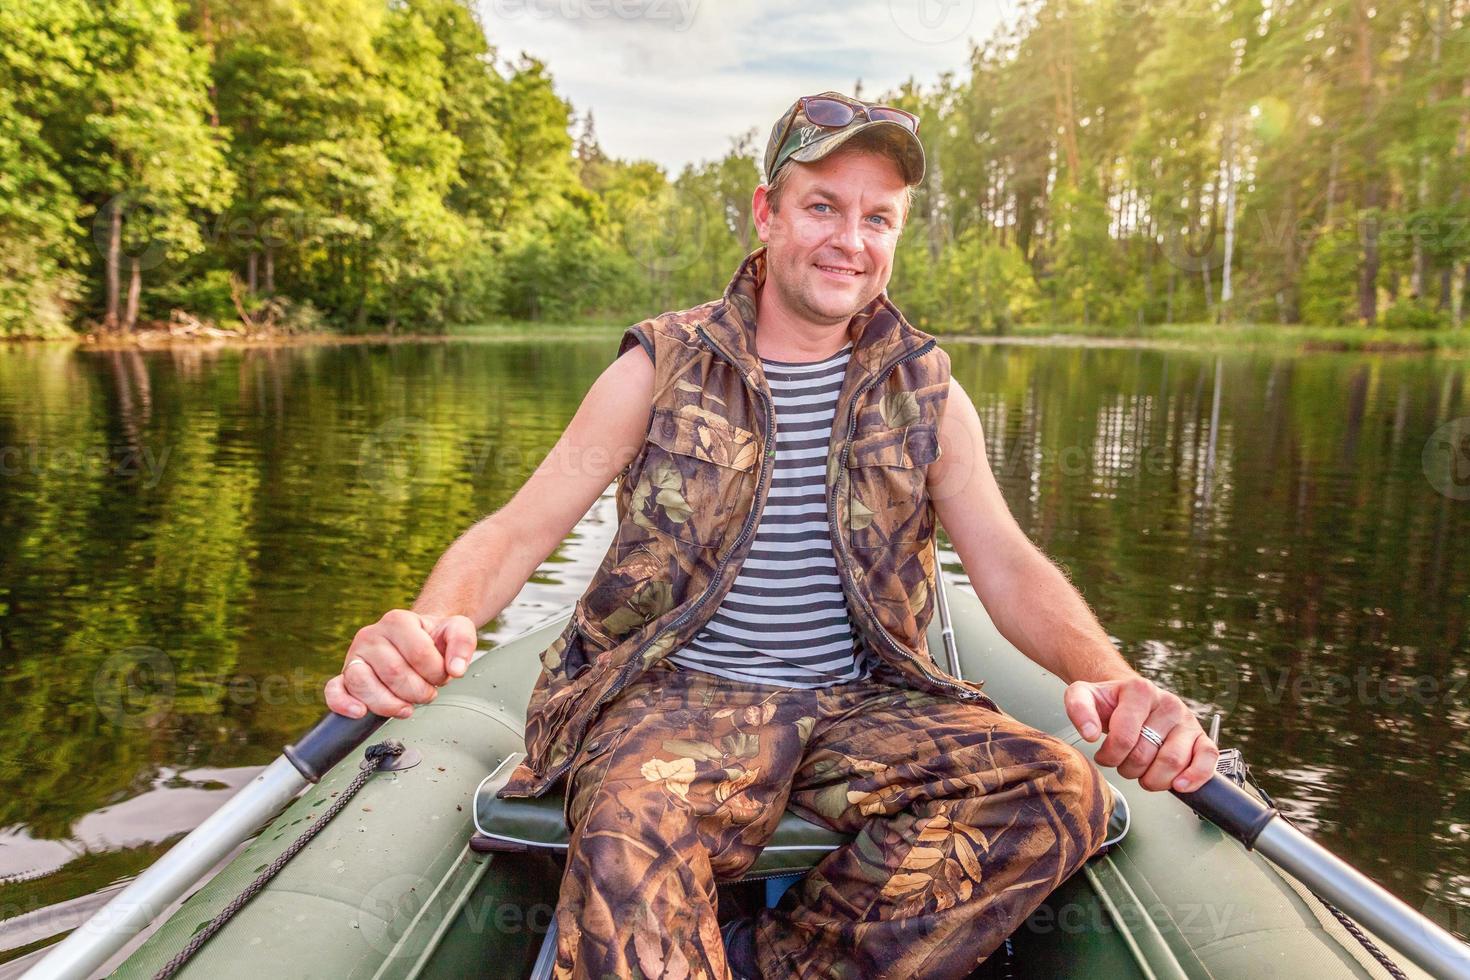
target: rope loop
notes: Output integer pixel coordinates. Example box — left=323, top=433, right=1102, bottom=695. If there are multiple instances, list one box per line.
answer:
left=153, top=740, right=404, bottom=980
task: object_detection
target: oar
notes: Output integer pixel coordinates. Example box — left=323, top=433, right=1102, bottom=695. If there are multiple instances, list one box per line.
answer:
left=928, top=543, right=1470, bottom=980
left=23, top=711, right=387, bottom=980
left=1174, top=775, right=1470, bottom=979
left=932, top=538, right=963, bottom=678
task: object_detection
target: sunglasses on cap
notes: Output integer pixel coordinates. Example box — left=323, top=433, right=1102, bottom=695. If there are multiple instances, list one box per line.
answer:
left=784, top=94, right=920, bottom=138
left=772, top=95, right=921, bottom=161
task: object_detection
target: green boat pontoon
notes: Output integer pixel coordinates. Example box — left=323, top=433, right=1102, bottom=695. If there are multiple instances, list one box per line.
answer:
left=20, top=580, right=1470, bottom=979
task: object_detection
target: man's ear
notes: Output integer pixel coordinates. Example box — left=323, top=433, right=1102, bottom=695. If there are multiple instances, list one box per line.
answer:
left=752, top=184, right=773, bottom=243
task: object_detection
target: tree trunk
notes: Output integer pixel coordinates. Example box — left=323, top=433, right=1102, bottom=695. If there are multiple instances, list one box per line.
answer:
left=264, top=247, right=275, bottom=295
left=1220, top=116, right=1238, bottom=320
left=123, top=256, right=141, bottom=332
left=1041, top=5, right=1081, bottom=185
left=1456, top=262, right=1467, bottom=329
left=353, top=246, right=369, bottom=331
left=199, top=0, right=220, bottom=128
left=1415, top=5, right=1446, bottom=301
left=247, top=252, right=258, bottom=295
left=1057, top=10, right=1081, bottom=181
left=1194, top=161, right=1214, bottom=318
left=1353, top=0, right=1380, bottom=325
left=1412, top=162, right=1431, bottom=302
left=926, top=183, right=943, bottom=265
left=1325, top=140, right=1340, bottom=232
left=1448, top=77, right=1470, bottom=322
left=1279, top=176, right=1301, bottom=322
left=104, top=204, right=122, bottom=332
left=1357, top=186, right=1382, bottom=324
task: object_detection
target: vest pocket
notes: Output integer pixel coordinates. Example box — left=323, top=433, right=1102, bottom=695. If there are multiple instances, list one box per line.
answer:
left=633, top=406, right=758, bottom=549
left=575, top=545, right=679, bottom=644
left=844, top=421, right=940, bottom=549
left=525, top=626, right=600, bottom=774
left=563, top=722, right=631, bottom=830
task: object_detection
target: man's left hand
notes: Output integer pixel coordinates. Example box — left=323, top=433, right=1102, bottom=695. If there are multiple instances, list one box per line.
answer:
left=1064, top=676, right=1219, bottom=793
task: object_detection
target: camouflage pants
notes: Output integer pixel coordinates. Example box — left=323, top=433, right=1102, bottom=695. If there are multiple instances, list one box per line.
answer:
left=552, top=658, right=1113, bottom=980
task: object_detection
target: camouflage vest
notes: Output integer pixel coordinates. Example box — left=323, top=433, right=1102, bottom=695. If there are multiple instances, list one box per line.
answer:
left=496, top=247, right=991, bottom=800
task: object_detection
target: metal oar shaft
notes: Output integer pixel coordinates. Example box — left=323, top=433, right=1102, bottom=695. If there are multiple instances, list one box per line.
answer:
left=1178, top=775, right=1470, bottom=980
left=24, top=757, right=307, bottom=980
left=1253, top=819, right=1470, bottom=980
left=933, top=538, right=962, bottom=679
left=25, top=711, right=386, bottom=980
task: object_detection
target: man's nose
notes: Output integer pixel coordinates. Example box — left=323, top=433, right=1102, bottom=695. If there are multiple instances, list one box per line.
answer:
left=828, top=215, right=865, bottom=254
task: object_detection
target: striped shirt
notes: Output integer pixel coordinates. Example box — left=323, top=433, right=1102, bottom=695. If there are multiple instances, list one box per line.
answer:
left=668, top=344, right=875, bottom=689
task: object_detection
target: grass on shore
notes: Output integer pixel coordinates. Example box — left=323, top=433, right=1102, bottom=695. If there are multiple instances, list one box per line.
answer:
left=10, top=318, right=1465, bottom=356
left=946, top=319, right=1470, bottom=354
left=450, top=318, right=1470, bottom=355
left=445, top=321, right=622, bottom=340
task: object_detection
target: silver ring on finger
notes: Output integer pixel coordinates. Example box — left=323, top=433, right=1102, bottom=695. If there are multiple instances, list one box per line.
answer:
left=1139, top=725, right=1164, bottom=748
left=346, top=657, right=367, bottom=671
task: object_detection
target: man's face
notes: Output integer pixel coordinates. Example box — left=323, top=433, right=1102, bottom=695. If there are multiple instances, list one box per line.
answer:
left=753, top=150, right=908, bottom=326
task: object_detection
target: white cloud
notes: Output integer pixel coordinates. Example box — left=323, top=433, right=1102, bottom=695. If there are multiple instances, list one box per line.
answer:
left=473, top=0, right=1014, bottom=175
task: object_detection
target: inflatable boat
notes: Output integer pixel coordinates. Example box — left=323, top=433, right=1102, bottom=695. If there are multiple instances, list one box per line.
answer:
left=21, top=581, right=1470, bottom=979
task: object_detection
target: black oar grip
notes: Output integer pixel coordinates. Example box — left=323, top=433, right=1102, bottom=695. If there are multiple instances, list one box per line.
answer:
left=1173, top=773, right=1278, bottom=848
left=284, top=711, right=390, bottom=783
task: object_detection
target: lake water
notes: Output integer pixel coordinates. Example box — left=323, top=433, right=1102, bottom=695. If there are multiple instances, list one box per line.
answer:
left=1, top=334, right=1467, bottom=958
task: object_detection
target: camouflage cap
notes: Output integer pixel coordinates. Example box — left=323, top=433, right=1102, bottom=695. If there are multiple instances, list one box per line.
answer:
left=763, top=91, right=925, bottom=187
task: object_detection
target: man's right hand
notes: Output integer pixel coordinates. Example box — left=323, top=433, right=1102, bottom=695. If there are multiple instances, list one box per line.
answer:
left=323, top=610, right=478, bottom=719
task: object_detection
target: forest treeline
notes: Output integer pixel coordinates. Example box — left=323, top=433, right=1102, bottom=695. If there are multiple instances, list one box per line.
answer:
left=1, top=0, right=1467, bottom=338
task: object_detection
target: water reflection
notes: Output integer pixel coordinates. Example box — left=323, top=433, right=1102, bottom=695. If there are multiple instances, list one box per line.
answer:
left=948, top=343, right=1470, bottom=935
left=1, top=765, right=263, bottom=885
left=0, top=337, right=1466, bottom=948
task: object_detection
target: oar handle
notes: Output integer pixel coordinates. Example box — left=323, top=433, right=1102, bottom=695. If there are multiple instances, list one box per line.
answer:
left=1172, top=773, right=1277, bottom=848
left=283, top=710, right=389, bottom=783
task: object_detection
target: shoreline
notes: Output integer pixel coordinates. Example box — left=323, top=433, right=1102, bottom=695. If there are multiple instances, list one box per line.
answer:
left=2, top=322, right=624, bottom=352
left=3, top=321, right=1466, bottom=357
left=940, top=331, right=1468, bottom=356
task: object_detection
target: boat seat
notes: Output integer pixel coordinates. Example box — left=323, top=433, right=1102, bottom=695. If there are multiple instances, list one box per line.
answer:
left=471, top=753, right=1131, bottom=879
left=470, top=753, right=851, bottom=877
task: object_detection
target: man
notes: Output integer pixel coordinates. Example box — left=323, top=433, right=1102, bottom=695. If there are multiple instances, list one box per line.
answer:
left=324, top=91, right=1219, bottom=979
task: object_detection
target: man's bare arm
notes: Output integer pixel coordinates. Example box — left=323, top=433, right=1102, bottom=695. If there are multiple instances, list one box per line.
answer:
left=323, top=346, right=654, bottom=720
left=929, top=378, right=1218, bottom=792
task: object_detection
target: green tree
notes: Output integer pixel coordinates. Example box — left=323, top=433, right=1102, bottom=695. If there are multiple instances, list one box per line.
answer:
left=0, top=1, right=90, bottom=336
left=60, top=0, right=233, bottom=332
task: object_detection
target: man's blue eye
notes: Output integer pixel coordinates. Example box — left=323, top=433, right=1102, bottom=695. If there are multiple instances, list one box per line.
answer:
left=812, top=203, right=831, bottom=213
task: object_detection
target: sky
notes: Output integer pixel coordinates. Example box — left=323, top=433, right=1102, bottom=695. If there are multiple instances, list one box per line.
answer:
left=472, top=0, right=1016, bottom=175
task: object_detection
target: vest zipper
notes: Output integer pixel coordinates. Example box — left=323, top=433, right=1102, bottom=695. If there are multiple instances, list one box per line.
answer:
left=828, top=338, right=982, bottom=703
left=539, top=325, right=777, bottom=791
